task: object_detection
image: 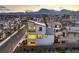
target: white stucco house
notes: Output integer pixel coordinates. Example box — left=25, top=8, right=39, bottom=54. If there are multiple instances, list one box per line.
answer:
left=26, top=20, right=54, bottom=46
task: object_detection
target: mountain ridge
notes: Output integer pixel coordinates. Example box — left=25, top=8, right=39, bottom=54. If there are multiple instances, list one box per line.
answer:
left=0, top=8, right=79, bottom=15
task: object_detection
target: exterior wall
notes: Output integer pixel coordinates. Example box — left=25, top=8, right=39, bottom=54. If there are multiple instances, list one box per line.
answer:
left=27, top=35, right=54, bottom=46
left=27, top=22, right=36, bottom=32
left=27, top=23, right=54, bottom=46
left=61, top=26, right=79, bottom=43
left=66, top=26, right=79, bottom=33
left=62, top=33, right=79, bottom=43
left=28, top=24, right=46, bottom=34
left=36, top=25, right=46, bottom=34
left=46, top=27, right=55, bottom=35
left=62, top=15, right=79, bottom=22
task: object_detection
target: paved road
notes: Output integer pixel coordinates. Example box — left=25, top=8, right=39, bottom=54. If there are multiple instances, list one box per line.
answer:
left=0, top=25, right=27, bottom=53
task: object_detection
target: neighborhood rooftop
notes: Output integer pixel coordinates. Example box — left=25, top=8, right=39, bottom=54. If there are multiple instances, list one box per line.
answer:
left=28, top=20, right=46, bottom=26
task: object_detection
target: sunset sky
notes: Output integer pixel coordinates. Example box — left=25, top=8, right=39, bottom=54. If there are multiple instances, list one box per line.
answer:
left=0, top=5, right=79, bottom=12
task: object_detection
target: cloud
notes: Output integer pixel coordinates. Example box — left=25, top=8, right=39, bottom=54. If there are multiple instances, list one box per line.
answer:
left=0, top=6, right=10, bottom=11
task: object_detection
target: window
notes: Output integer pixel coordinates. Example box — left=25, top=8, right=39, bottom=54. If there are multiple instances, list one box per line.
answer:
left=27, top=34, right=36, bottom=40
left=25, top=35, right=27, bottom=38
left=55, top=30, right=59, bottom=32
left=55, top=25, right=61, bottom=28
left=39, top=27, right=42, bottom=31
left=27, top=22, right=36, bottom=32
left=0, top=24, right=3, bottom=28
left=28, top=26, right=36, bottom=32
left=59, top=25, right=61, bottom=27
left=55, top=25, right=57, bottom=28
left=45, top=34, right=48, bottom=38
left=37, top=34, right=42, bottom=39
left=27, top=42, right=36, bottom=46
left=30, top=42, right=36, bottom=44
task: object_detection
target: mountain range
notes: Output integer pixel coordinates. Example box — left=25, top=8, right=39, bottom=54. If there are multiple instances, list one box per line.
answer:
left=0, top=8, right=79, bottom=15
left=32, top=8, right=79, bottom=14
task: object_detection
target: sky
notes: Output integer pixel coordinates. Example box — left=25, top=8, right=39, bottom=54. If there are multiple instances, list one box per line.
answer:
left=0, top=5, right=79, bottom=12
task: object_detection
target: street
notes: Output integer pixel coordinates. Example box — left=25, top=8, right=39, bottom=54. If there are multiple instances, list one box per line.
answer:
left=0, top=25, right=27, bottom=53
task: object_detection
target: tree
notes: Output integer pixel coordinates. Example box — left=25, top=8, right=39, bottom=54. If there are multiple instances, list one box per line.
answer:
left=43, top=14, right=48, bottom=27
